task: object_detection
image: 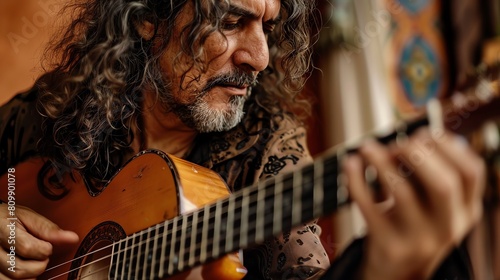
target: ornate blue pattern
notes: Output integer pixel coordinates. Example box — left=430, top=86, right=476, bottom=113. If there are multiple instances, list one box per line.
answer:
left=398, top=36, right=441, bottom=107
left=399, top=0, right=430, bottom=14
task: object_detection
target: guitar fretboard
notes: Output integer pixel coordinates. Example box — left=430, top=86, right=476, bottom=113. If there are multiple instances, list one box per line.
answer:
left=108, top=152, right=346, bottom=279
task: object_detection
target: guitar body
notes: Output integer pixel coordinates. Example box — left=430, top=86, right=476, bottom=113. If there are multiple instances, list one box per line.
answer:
left=0, top=150, right=246, bottom=280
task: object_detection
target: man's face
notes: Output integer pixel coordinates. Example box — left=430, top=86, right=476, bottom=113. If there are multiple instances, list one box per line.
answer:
left=157, top=0, right=281, bottom=133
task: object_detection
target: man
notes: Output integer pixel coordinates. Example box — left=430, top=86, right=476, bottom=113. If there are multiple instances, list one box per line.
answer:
left=0, top=0, right=484, bottom=279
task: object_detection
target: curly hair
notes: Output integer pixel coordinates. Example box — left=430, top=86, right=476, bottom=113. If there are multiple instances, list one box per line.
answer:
left=36, top=0, right=318, bottom=190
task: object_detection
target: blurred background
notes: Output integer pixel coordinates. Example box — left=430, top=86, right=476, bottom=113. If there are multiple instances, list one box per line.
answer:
left=1, top=0, right=500, bottom=278
left=0, top=0, right=64, bottom=105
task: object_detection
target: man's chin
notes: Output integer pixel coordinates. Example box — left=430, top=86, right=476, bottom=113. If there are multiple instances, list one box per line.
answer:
left=192, top=111, right=244, bottom=133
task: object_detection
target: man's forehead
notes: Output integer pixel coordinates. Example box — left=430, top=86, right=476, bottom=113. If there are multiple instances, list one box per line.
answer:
left=224, top=0, right=281, bottom=20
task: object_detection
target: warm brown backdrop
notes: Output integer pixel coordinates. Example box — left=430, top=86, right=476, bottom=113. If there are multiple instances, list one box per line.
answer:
left=0, top=0, right=64, bottom=105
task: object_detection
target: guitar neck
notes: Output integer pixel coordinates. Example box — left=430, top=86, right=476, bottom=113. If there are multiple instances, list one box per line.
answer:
left=107, top=149, right=345, bottom=278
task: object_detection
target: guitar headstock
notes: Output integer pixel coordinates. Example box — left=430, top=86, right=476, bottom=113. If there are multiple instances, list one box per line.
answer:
left=439, top=64, right=500, bottom=155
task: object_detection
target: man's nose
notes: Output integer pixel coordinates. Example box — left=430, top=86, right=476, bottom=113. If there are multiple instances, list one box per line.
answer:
left=232, top=26, right=270, bottom=73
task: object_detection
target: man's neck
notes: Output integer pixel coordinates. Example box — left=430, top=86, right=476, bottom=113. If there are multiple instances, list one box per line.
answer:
left=133, top=94, right=198, bottom=158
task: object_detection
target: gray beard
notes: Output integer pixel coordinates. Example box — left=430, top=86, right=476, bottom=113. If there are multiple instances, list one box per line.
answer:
left=159, top=86, right=248, bottom=133
left=188, top=94, right=247, bottom=133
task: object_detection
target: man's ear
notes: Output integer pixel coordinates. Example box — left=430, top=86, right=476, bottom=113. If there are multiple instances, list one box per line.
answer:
left=135, top=20, right=155, bottom=41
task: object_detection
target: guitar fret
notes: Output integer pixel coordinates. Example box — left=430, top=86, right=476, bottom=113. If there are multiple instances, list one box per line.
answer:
left=265, top=184, right=276, bottom=238
left=136, top=232, right=144, bottom=277
left=273, top=178, right=283, bottom=236
left=109, top=241, right=121, bottom=279
left=212, top=200, right=222, bottom=258
left=153, top=223, right=165, bottom=276
left=157, top=221, right=171, bottom=278
left=208, top=205, right=217, bottom=254
left=221, top=201, right=230, bottom=251
left=131, top=232, right=141, bottom=275
left=167, top=217, right=180, bottom=275
left=118, top=237, right=129, bottom=279
left=281, top=175, right=294, bottom=232
left=188, top=210, right=199, bottom=267
left=131, top=233, right=139, bottom=280
left=232, top=195, right=243, bottom=249
left=149, top=223, right=162, bottom=279
left=120, top=235, right=133, bottom=279
left=239, top=187, right=251, bottom=248
left=116, top=237, right=124, bottom=279
left=335, top=150, right=349, bottom=208
left=178, top=213, right=190, bottom=271
left=135, top=230, right=147, bottom=279
left=225, top=195, right=236, bottom=253
left=314, top=159, right=324, bottom=217
left=255, top=181, right=267, bottom=243
left=199, top=204, right=210, bottom=264
left=292, top=171, right=303, bottom=226
left=140, top=226, right=155, bottom=279
left=195, top=210, right=204, bottom=262
left=118, top=238, right=126, bottom=280
left=134, top=232, right=142, bottom=279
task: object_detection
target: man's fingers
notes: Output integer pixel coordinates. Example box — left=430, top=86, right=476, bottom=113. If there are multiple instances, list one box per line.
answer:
left=395, top=132, right=460, bottom=213
left=0, top=246, right=49, bottom=279
left=358, top=140, right=423, bottom=223
left=0, top=205, right=79, bottom=279
left=17, top=206, right=79, bottom=245
left=3, top=225, right=53, bottom=261
left=431, top=130, right=486, bottom=207
left=343, top=154, right=389, bottom=231
left=390, top=128, right=484, bottom=244
left=0, top=206, right=79, bottom=261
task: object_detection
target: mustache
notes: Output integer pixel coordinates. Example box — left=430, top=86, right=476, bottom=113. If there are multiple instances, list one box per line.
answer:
left=201, top=70, right=258, bottom=93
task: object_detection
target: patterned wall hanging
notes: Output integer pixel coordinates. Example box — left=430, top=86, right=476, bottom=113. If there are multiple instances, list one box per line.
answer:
left=385, top=0, right=449, bottom=117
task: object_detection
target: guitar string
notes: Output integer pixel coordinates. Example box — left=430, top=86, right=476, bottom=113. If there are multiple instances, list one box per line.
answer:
left=43, top=169, right=331, bottom=278
left=47, top=254, right=116, bottom=280
left=50, top=264, right=111, bottom=280
left=44, top=224, right=163, bottom=272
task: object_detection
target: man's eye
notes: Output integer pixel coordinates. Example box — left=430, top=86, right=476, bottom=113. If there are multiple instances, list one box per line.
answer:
left=221, top=21, right=241, bottom=31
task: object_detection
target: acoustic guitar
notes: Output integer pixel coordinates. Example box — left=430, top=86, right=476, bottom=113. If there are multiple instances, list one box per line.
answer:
left=1, top=77, right=499, bottom=279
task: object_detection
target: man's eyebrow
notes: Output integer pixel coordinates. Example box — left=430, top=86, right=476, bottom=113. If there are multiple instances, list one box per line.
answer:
left=227, top=4, right=281, bottom=24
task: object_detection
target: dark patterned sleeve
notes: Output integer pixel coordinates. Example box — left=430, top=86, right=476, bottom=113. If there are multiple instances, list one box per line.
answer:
left=243, top=115, right=330, bottom=280
left=0, top=88, right=42, bottom=175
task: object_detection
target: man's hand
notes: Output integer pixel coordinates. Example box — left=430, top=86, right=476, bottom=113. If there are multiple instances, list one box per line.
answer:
left=344, top=128, right=485, bottom=280
left=0, top=204, right=79, bottom=279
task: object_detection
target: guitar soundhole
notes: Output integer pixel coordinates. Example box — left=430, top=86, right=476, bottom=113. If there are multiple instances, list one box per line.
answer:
left=69, top=221, right=126, bottom=279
